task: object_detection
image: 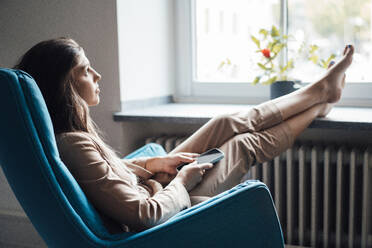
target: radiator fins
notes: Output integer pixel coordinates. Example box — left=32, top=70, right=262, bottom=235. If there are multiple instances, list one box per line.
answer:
left=146, top=137, right=372, bottom=248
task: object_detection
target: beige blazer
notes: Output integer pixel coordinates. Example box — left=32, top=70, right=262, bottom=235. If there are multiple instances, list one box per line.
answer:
left=56, top=132, right=191, bottom=233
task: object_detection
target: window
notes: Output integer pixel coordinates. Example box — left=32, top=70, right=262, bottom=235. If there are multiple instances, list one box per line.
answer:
left=288, top=0, right=372, bottom=83
left=195, top=0, right=279, bottom=83
left=175, top=0, right=372, bottom=106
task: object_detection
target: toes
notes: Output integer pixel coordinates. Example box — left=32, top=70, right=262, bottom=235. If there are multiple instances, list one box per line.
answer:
left=343, top=44, right=354, bottom=57
left=343, top=46, right=348, bottom=55
left=328, top=60, right=335, bottom=69
left=336, top=45, right=354, bottom=71
left=329, top=45, right=354, bottom=72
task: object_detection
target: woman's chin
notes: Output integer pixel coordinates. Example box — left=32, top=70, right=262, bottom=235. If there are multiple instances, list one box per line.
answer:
left=88, top=98, right=100, bottom=107
left=94, top=98, right=100, bottom=106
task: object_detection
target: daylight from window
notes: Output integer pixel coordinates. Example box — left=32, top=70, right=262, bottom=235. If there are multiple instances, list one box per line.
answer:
left=288, top=0, right=372, bottom=83
left=195, top=0, right=372, bottom=83
left=195, top=0, right=279, bottom=82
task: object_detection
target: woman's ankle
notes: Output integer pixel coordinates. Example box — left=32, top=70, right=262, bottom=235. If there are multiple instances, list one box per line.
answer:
left=303, top=80, right=328, bottom=104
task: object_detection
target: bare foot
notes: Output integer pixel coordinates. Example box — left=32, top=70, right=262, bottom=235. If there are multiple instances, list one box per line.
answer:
left=321, top=45, right=354, bottom=103
left=317, top=57, right=338, bottom=117
left=318, top=102, right=334, bottom=117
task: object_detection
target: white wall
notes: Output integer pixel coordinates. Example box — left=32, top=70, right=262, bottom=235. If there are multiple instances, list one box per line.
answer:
left=0, top=0, right=123, bottom=247
left=0, top=0, right=124, bottom=151
left=117, top=0, right=175, bottom=104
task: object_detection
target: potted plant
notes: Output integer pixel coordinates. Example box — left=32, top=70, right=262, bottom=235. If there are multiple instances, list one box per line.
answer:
left=251, top=26, right=335, bottom=99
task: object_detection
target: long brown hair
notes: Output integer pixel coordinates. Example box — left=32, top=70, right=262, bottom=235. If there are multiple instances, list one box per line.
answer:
left=15, top=38, right=137, bottom=184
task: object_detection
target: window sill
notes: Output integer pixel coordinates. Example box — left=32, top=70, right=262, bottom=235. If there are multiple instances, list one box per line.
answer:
left=114, top=103, right=372, bottom=131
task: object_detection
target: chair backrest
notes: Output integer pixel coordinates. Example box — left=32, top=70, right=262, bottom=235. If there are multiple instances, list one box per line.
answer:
left=0, top=69, right=129, bottom=247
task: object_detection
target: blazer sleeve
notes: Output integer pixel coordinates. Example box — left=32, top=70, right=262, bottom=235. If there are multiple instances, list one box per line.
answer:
left=56, top=132, right=191, bottom=232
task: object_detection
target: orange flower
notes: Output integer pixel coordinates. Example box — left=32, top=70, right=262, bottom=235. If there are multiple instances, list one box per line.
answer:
left=261, top=48, right=271, bottom=58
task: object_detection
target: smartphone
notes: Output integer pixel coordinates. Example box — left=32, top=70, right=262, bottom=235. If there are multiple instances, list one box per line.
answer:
left=177, top=148, right=225, bottom=170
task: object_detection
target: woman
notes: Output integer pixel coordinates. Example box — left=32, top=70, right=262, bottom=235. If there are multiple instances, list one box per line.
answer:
left=14, top=38, right=354, bottom=233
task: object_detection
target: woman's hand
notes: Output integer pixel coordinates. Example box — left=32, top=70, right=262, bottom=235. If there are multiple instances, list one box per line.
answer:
left=145, top=152, right=199, bottom=174
left=174, top=162, right=213, bottom=192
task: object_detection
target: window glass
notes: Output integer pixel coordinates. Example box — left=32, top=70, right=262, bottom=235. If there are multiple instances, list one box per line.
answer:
left=195, top=0, right=280, bottom=82
left=288, top=0, right=372, bottom=83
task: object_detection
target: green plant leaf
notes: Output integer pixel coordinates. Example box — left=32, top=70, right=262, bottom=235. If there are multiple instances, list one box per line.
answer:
left=217, top=61, right=225, bottom=70
left=272, top=43, right=284, bottom=54
left=297, top=42, right=306, bottom=53
left=263, top=76, right=277, bottom=85
left=251, top=35, right=260, bottom=48
left=309, top=44, right=319, bottom=53
left=252, top=76, right=261, bottom=85
left=320, top=59, right=327, bottom=68
left=271, top=26, right=280, bottom=37
left=287, top=59, right=294, bottom=68
left=309, top=55, right=319, bottom=64
left=279, top=59, right=294, bottom=74
left=259, top=29, right=268, bottom=38
left=267, top=41, right=273, bottom=50
left=257, top=63, right=269, bottom=70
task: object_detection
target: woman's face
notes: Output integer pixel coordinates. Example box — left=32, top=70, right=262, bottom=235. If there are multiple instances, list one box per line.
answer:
left=72, top=51, right=102, bottom=106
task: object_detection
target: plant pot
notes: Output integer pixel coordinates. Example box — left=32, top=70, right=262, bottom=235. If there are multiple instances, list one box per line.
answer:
left=270, top=81, right=298, bottom=99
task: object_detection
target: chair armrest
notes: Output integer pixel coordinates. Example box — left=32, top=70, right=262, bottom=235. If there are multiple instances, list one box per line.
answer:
left=110, top=180, right=284, bottom=248
left=123, top=143, right=167, bottom=159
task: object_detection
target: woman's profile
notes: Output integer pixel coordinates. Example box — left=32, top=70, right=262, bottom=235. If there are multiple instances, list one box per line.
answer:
left=14, top=38, right=354, bottom=233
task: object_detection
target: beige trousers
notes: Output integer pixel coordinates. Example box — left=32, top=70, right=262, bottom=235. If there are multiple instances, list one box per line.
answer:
left=170, top=102, right=294, bottom=199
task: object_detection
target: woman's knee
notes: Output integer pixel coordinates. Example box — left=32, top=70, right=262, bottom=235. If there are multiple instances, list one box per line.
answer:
left=215, top=109, right=264, bottom=133
left=250, top=129, right=294, bottom=163
left=220, top=134, right=256, bottom=173
left=210, top=113, right=231, bottom=126
left=210, top=113, right=254, bottom=134
left=224, top=134, right=255, bottom=160
left=226, top=131, right=285, bottom=164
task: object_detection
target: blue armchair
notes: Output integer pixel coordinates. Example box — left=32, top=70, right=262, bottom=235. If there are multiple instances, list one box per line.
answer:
left=0, top=68, right=284, bottom=247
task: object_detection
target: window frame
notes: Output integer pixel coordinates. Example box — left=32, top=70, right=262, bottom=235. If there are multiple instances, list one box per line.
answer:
left=174, top=0, right=372, bottom=107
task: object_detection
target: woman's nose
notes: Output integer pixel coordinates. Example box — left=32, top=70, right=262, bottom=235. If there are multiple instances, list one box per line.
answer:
left=93, top=68, right=101, bottom=81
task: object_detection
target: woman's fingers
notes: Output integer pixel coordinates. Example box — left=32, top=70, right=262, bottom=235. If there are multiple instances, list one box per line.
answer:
left=168, top=168, right=179, bottom=175
left=153, top=172, right=176, bottom=184
left=178, top=152, right=200, bottom=158
left=197, top=163, right=213, bottom=176
left=177, top=155, right=196, bottom=163
left=197, top=162, right=213, bottom=170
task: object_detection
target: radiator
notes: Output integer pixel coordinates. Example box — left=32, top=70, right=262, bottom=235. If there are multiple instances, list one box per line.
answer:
left=145, top=136, right=372, bottom=248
